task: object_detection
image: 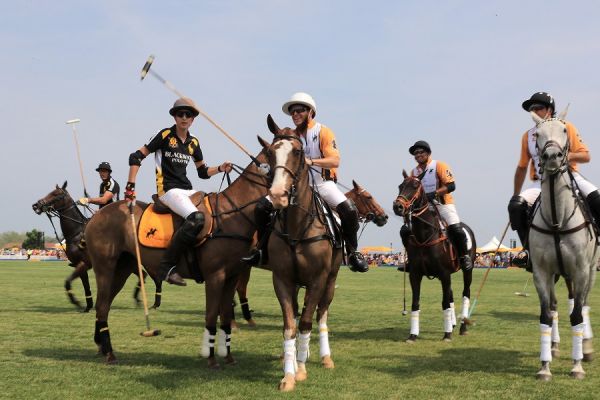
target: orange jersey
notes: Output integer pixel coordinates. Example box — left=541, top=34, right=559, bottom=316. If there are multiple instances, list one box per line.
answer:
left=302, top=119, right=340, bottom=182
left=518, top=121, right=588, bottom=181
left=411, top=158, right=456, bottom=204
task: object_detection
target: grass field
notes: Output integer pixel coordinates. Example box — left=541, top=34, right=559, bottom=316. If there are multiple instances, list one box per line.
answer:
left=1, top=261, right=599, bottom=400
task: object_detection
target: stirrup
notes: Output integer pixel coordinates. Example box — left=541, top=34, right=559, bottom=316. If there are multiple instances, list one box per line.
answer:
left=241, top=248, right=262, bottom=265
left=165, top=267, right=187, bottom=286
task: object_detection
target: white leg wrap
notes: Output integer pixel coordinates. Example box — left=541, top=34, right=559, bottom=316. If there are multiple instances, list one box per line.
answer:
left=572, top=323, right=585, bottom=361
left=319, top=323, right=331, bottom=358
left=297, top=332, right=311, bottom=363
left=540, top=324, right=552, bottom=362
left=583, top=306, right=593, bottom=339
left=410, top=310, right=420, bottom=336
left=201, top=328, right=215, bottom=358
left=449, top=302, right=456, bottom=326
left=461, top=296, right=470, bottom=320
left=551, top=311, right=560, bottom=343
left=283, top=338, right=297, bottom=375
left=217, top=328, right=230, bottom=357
left=568, top=298, right=575, bottom=315
left=443, top=308, right=453, bottom=333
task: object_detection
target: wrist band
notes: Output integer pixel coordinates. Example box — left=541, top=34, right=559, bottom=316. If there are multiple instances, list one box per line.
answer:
left=217, top=165, right=222, bottom=172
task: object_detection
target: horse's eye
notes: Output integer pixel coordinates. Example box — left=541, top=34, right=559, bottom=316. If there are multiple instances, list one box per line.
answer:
left=294, top=149, right=302, bottom=156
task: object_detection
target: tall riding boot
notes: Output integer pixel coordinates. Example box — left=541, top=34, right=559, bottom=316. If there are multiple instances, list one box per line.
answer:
left=241, top=197, right=274, bottom=266
left=586, top=190, right=600, bottom=242
left=447, top=223, right=473, bottom=271
left=158, top=211, right=205, bottom=286
left=399, top=224, right=411, bottom=272
left=337, top=199, right=369, bottom=273
left=508, top=195, right=532, bottom=268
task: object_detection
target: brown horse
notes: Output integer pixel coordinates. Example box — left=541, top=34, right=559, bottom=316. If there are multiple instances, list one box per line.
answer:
left=230, top=179, right=388, bottom=329
left=32, top=182, right=162, bottom=312
left=259, top=115, right=356, bottom=391
left=393, top=171, right=476, bottom=342
left=86, top=150, right=269, bottom=367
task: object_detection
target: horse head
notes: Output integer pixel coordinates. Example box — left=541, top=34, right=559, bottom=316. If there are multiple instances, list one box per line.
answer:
left=261, top=114, right=305, bottom=210
left=32, top=181, right=72, bottom=215
left=532, top=106, right=570, bottom=175
left=392, top=169, right=427, bottom=219
left=346, top=180, right=388, bottom=226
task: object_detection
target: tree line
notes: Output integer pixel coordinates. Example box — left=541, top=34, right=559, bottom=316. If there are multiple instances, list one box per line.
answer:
left=0, top=230, right=58, bottom=250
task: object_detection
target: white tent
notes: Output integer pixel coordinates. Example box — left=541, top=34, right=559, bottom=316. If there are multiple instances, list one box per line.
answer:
left=477, top=236, right=511, bottom=253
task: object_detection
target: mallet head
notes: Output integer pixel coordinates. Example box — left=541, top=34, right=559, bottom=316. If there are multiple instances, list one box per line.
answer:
left=140, top=55, right=155, bottom=81
left=65, top=119, right=81, bottom=125
left=140, top=329, right=161, bottom=337
left=402, top=310, right=408, bottom=316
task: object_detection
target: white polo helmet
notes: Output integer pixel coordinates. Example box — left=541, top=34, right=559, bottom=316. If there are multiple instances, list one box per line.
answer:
left=282, top=92, right=317, bottom=116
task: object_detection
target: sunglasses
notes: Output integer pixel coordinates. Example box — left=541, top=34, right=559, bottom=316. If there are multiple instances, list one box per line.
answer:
left=175, top=110, right=194, bottom=119
left=289, top=105, right=309, bottom=115
left=413, top=149, right=427, bottom=155
left=528, top=104, right=547, bottom=112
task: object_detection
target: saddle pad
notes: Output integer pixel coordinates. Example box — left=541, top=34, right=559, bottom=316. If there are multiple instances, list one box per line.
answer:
left=138, top=197, right=214, bottom=249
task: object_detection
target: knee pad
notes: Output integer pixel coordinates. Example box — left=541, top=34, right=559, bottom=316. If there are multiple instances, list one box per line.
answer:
left=183, top=211, right=205, bottom=235
left=256, top=196, right=274, bottom=213
left=508, top=195, right=529, bottom=230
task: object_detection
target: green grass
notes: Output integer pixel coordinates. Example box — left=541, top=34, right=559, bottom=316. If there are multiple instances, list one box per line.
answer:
left=1, top=261, right=599, bottom=399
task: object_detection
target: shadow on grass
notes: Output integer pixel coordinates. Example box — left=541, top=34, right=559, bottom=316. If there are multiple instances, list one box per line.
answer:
left=23, top=346, right=278, bottom=388
left=488, top=310, right=538, bottom=322
left=373, top=346, right=529, bottom=376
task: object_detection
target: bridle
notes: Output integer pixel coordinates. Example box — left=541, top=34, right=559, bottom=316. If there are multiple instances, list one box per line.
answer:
left=536, top=118, right=570, bottom=176
left=269, top=134, right=306, bottom=206
left=395, top=178, right=429, bottom=220
left=352, top=188, right=376, bottom=222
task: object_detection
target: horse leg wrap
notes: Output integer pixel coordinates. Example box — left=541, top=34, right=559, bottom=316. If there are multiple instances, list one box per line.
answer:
left=443, top=308, right=453, bottom=333
left=95, top=320, right=112, bottom=355
left=568, top=298, right=575, bottom=315
left=572, top=323, right=585, bottom=361
left=461, top=296, right=470, bottom=321
left=283, top=338, right=297, bottom=376
left=551, top=311, right=560, bottom=343
left=540, top=324, right=552, bottom=362
left=582, top=306, right=593, bottom=339
left=449, top=302, right=456, bottom=326
left=217, top=326, right=231, bottom=357
left=201, top=327, right=216, bottom=358
left=297, top=331, right=311, bottom=363
left=319, top=323, right=331, bottom=358
left=410, top=311, right=420, bottom=336
left=240, top=298, right=253, bottom=321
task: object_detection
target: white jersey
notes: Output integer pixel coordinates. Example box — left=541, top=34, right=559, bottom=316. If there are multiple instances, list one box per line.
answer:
left=413, top=160, right=438, bottom=194
left=302, top=122, right=325, bottom=185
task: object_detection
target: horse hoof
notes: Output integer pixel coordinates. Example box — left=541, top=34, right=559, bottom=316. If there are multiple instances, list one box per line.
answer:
left=106, top=352, right=118, bottom=365
left=406, top=334, right=418, bottom=343
left=570, top=370, right=586, bottom=380
left=536, top=371, right=552, bottom=381
left=442, top=333, right=452, bottom=342
left=459, top=324, right=468, bottom=336
left=551, top=350, right=560, bottom=359
left=207, top=357, right=221, bottom=370
left=583, top=353, right=593, bottom=362
left=321, top=355, right=335, bottom=369
left=278, top=373, right=296, bottom=392
left=231, top=320, right=240, bottom=333
left=246, top=319, right=257, bottom=328
left=583, top=339, right=593, bottom=362
left=83, top=308, right=91, bottom=313
left=296, top=364, right=308, bottom=381
left=224, top=354, right=237, bottom=366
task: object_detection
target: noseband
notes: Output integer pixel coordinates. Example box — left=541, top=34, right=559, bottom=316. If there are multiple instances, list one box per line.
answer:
left=536, top=119, right=570, bottom=176
left=395, top=179, right=427, bottom=218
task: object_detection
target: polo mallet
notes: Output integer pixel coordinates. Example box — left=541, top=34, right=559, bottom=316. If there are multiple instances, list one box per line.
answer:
left=140, top=55, right=262, bottom=168
left=515, top=276, right=531, bottom=297
left=402, top=262, right=408, bottom=316
left=468, top=220, right=511, bottom=319
left=128, top=202, right=161, bottom=337
left=65, top=119, right=89, bottom=198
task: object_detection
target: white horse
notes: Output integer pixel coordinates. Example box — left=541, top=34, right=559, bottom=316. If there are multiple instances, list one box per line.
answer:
left=529, top=108, right=598, bottom=380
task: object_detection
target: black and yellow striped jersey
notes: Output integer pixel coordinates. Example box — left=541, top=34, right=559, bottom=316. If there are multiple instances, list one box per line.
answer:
left=98, top=177, right=120, bottom=209
left=145, top=126, right=203, bottom=196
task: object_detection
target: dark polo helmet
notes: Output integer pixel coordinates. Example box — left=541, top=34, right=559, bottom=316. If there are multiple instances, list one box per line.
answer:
left=409, top=140, right=431, bottom=155
left=96, top=162, right=112, bottom=172
left=169, top=97, right=200, bottom=117
left=522, top=92, right=555, bottom=112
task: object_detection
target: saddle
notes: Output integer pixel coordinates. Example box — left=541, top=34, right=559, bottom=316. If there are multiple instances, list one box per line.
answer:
left=314, top=193, right=343, bottom=250
left=138, top=192, right=214, bottom=249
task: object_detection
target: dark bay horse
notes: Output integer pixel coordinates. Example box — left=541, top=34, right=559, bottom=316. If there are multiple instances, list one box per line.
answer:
left=85, top=151, right=269, bottom=367
left=230, top=179, right=388, bottom=329
left=259, top=115, right=353, bottom=391
left=33, top=182, right=162, bottom=312
left=393, top=171, right=476, bottom=342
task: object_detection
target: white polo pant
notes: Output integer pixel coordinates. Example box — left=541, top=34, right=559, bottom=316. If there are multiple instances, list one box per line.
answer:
left=159, top=188, right=198, bottom=218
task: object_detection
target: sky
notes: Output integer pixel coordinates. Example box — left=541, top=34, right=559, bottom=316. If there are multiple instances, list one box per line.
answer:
left=3, top=1, right=600, bottom=250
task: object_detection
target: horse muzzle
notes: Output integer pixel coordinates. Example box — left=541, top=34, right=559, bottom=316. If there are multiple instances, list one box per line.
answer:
left=393, top=201, right=404, bottom=217
left=373, top=214, right=389, bottom=227
left=32, top=202, right=44, bottom=215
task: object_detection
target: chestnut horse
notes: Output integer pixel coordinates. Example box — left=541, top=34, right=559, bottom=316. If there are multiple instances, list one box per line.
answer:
left=32, top=182, right=162, bottom=311
left=230, top=179, right=388, bottom=329
left=86, top=151, right=269, bottom=367
left=259, top=115, right=359, bottom=391
left=393, top=171, right=476, bottom=342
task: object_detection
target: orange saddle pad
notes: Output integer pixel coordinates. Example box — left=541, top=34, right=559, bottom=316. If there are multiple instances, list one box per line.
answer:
left=138, top=197, right=213, bottom=249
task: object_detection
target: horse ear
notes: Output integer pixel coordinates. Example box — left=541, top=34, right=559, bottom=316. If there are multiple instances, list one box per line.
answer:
left=352, top=180, right=360, bottom=190
left=257, top=135, right=270, bottom=149
left=402, top=169, right=408, bottom=179
left=558, top=103, right=570, bottom=120
left=530, top=111, right=544, bottom=125
left=62, top=181, right=68, bottom=190
left=267, top=114, right=280, bottom=135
